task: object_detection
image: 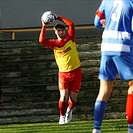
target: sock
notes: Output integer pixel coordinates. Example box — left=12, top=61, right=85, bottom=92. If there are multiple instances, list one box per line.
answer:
left=126, top=94, right=133, bottom=124
left=58, top=100, right=67, bottom=116
left=93, top=100, right=106, bottom=130
left=68, top=101, right=76, bottom=110
left=128, top=124, right=133, bottom=131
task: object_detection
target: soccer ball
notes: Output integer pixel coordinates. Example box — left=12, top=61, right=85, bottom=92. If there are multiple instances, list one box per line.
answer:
left=41, top=11, right=55, bottom=24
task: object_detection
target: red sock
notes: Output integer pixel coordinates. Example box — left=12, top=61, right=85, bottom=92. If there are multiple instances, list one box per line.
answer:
left=68, top=101, right=77, bottom=110
left=58, top=100, right=67, bottom=116
left=126, top=94, right=133, bottom=124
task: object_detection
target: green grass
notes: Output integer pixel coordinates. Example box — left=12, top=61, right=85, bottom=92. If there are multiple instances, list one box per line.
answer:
left=0, top=119, right=127, bottom=133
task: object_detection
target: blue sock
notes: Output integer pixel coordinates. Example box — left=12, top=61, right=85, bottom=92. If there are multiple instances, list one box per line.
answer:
left=93, top=100, right=106, bottom=129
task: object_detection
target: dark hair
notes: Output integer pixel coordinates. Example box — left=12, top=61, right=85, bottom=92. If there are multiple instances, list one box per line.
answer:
left=53, top=24, right=65, bottom=30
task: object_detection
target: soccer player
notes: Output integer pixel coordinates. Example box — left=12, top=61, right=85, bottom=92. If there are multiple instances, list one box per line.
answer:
left=92, top=0, right=133, bottom=133
left=39, top=12, right=82, bottom=125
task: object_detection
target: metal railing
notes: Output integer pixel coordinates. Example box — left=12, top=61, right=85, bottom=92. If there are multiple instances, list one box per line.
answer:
left=0, top=24, right=95, bottom=40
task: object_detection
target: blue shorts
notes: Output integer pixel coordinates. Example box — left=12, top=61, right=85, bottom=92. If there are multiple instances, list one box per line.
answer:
left=99, top=55, right=133, bottom=80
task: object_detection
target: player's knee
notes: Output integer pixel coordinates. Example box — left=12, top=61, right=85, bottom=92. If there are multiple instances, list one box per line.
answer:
left=60, top=95, right=68, bottom=102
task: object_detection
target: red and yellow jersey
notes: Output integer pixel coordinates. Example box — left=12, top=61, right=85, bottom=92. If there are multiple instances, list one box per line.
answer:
left=54, top=37, right=81, bottom=72
left=39, top=16, right=81, bottom=72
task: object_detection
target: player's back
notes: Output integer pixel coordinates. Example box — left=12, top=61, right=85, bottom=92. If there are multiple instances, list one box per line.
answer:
left=101, top=0, right=133, bottom=56
left=104, top=0, right=133, bottom=32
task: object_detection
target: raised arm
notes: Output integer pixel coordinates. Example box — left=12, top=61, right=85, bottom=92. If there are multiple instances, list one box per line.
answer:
left=39, top=25, right=46, bottom=44
left=57, top=16, right=75, bottom=37
left=39, top=20, right=54, bottom=49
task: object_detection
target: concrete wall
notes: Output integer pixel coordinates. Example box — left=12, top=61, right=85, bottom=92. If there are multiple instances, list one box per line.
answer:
left=0, top=0, right=103, bottom=40
left=0, top=0, right=101, bottom=29
left=0, top=36, right=127, bottom=124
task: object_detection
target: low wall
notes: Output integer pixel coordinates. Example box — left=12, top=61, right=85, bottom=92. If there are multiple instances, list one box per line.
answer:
left=0, top=36, right=128, bottom=124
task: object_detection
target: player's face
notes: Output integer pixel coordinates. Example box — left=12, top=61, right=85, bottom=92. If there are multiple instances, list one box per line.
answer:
left=55, top=28, right=65, bottom=38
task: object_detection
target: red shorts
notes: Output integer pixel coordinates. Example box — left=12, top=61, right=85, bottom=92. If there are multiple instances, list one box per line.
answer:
left=58, top=67, right=82, bottom=93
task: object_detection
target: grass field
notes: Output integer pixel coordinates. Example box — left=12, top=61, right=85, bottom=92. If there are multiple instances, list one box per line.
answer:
left=0, top=119, right=127, bottom=133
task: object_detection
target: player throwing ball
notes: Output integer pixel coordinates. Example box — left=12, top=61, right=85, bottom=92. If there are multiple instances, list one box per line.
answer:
left=39, top=11, right=82, bottom=125
left=92, top=0, right=133, bottom=133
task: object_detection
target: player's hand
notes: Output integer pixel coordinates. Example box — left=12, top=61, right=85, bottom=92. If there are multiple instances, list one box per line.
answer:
left=100, top=19, right=106, bottom=28
left=51, top=11, right=58, bottom=20
left=41, top=18, right=48, bottom=26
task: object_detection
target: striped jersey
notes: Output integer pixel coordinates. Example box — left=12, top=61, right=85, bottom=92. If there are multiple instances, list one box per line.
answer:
left=94, top=0, right=133, bottom=56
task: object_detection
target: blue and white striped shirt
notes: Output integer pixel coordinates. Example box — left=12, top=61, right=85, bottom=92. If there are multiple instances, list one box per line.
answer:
left=94, top=0, right=133, bottom=56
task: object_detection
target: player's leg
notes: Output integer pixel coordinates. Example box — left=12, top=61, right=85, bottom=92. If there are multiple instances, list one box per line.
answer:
left=65, top=92, right=78, bottom=123
left=65, top=67, right=82, bottom=124
left=58, top=72, right=70, bottom=125
left=92, top=80, right=114, bottom=133
left=126, top=81, right=133, bottom=133
left=58, top=89, right=69, bottom=124
left=68, top=92, right=78, bottom=108
left=92, top=55, right=116, bottom=133
left=114, top=55, right=133, bottom=133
